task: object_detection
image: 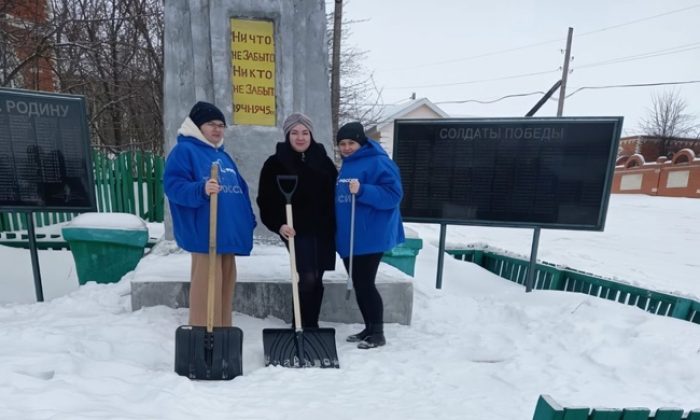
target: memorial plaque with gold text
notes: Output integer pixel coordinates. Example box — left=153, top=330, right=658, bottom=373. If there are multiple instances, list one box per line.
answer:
left=231, top=19, right=276, bottom=126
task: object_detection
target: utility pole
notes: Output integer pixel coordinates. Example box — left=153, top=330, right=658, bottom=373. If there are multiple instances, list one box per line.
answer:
left=330, top=0, right=343, bottom=140
left=524, top=27, right=573, bottom=293
left=557, top=27, right=573, bottom=117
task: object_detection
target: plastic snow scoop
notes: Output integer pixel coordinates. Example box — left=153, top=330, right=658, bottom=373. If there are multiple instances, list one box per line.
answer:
left=345, top=192, right=356, bottom=300
left=262, top=175, right=339, bottom=368
left=174, top=163, right=243, bottom=380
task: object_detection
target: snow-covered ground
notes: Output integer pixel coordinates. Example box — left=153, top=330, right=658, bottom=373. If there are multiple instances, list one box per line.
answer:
left=0, top=194, right=699, bottom=419
left=419, top=194, right=700, bottom=300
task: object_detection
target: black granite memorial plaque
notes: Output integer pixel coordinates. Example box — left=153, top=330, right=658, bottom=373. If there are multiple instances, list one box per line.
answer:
left=393, top=117, right=622, bottom=230
left=0, top=88, right=96, bottom=211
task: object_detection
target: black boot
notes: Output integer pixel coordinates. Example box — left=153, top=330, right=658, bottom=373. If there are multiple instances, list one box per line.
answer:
left=357, top=324, right=385, bottom=349
left=357, top=333, right=385, bottom=349
left=346, top=328, right=370, bottom=343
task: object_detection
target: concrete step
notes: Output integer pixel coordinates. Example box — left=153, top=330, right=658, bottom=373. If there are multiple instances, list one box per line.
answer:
left=130, top=241, right=413, bottom=325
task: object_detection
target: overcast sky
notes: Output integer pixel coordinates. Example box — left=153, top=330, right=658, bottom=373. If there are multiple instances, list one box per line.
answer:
left=340, top=0, right=700, bottom=136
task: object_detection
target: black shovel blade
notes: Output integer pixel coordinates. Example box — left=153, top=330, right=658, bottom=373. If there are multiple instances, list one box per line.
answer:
left=263, top=327, right=339, bottom=368
left=174, top=325, right=243, bottom=380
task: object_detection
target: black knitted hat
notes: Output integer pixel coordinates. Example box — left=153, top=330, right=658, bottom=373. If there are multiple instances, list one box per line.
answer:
left=189, top=101, right=226, bottom=128
left=336, top=122, right=367, bottom=145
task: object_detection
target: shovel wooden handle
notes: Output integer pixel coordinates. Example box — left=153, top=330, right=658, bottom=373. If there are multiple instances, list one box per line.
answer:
left=276, top=175, right=302, bottom=331
left=206, top=164, right=219, bottom=333
left=286, top=204, right=303, bottom=331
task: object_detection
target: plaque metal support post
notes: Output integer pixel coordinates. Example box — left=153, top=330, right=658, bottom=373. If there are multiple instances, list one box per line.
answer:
left=25, top=212, right=44, bottom=302
left=435, top=223, right=447, bottom=289
left=524, top=226, right=541, bottom=293
left=523, top=73, right=560, bottom=293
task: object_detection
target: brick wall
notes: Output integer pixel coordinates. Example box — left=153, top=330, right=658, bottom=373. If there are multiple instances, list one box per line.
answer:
left=612, top=149, right=700, bottom=198
left=618, top=136, right=700, bottom=161
left=2, top=1, right=49, bottom=23
left=0, top=0, right=56, bottom=91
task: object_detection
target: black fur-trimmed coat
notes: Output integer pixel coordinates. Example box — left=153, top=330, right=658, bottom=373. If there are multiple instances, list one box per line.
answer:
left=257, top=140, right=338, bottom=270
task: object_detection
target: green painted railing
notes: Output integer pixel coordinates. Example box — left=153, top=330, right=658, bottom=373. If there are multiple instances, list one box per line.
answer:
left=533, top=394, right=700, bottom=420
left=448, top=248, right=700, bottom=326
left=0, top=150, right=164, bottom=232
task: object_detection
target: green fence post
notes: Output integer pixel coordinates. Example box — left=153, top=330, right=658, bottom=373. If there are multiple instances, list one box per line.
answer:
left=115, top=153, right=125, bottom=212
left=618, top=408, right=650, bottom=420
left=686, top=409, right=700, bottom=420
left=561, top=407, right=589, bottom=420
left=652, top=408, right=683, bottom=420
left=145, top=153, right=154, bottom=221
left=92, top=150, right=103, bottom=212
left=124, top=151, right=135, bottom=214
left=109, top=154, right=116, bottom=211
left=670, top=298, right=691, bottom=320
left=119, top=152, right=128, bottom=213
left=12, top=212, right=23, bottom=230
left=588, top=408, right=622, bottom=419
left=548, top=269, right=562, bottom=290
left=473, top=250, right=483, bottom=265
left=101, top=150, right=111, bottom=212
left=532, top=395, right=564, bottom=420
left=136, top=150, right=145, bottom=218
left=105, top=154, right=115, bottom=212
left=154, top=156, right=164, bottom=222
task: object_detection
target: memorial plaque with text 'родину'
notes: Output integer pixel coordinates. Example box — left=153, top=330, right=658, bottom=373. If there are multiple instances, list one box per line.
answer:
left=0, top=88, right=96, bottom=212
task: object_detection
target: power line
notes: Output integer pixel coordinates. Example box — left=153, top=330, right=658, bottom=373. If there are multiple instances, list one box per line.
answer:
left=376, top=4, right=700, bottom=72
left=386, top=68, right=560, bottom=89
left=431, top=80, right=700, bottom=106
left=383, top=41, right=700, bottom=90
left=565, top=80, right=700, bottom=98
left=575, top=42, right=700, bottom=70
left=379, top=38, right=564, bottom=72
left=434, top=91, right=547, bottom=105
left=576, top=5, right=700, bottom=38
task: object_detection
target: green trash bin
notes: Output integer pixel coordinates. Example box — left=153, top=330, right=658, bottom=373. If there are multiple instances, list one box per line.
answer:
left=382, top=234, right=423, bottom=277
left=62, top=213, right=149, bottom=285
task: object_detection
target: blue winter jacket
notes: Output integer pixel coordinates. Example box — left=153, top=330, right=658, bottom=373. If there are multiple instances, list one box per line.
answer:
left=335, top=139, right=405, bottom=258
left=164, top=118, right=256, bottom=255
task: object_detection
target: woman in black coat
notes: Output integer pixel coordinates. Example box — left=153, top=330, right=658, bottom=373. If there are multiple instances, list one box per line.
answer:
left=257, top=113, right=338, bottom=328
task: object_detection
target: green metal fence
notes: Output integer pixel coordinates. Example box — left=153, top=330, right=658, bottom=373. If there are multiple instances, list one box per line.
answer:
left=448, top=248, right=700, bottom=326
left=533, top=394, right=700, bottom=420
left=0, top=150, right=164, bottom=232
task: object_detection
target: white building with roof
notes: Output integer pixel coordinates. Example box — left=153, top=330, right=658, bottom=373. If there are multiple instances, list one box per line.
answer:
left=366, top=97, right=449, bottom=157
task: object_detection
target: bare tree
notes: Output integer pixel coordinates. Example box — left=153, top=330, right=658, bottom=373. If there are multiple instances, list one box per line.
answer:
left=2, top=0, right=380, bottom=155
left=54, top=0, right=163, bottom=153
left=0, top=0, right=164, bottom=153
left=328, top=2, right=383, bottom=128
left=330, top=0, right=342, bottom=137
left=639, top=89, right=698, bottom=157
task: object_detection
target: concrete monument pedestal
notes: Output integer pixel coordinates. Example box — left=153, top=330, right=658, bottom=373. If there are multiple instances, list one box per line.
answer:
left=130, top=241, right=413, bottom=325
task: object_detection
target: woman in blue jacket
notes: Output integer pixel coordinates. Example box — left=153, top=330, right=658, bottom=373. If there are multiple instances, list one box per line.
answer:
left=335, top=122, right=405, bottom=349
left=164, top=101, right=256, bottom=327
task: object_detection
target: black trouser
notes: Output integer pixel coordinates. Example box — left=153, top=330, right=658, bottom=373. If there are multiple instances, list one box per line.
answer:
left=296, top=270, right=325, bottom=328
left=342, top=252, right=384, bottom=332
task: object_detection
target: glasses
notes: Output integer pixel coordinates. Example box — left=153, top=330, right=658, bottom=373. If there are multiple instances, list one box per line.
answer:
left=203, top=122, right=226, bottom=129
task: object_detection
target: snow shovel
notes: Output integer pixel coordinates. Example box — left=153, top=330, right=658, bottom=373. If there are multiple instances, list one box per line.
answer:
left=262, top=175, right=339, bottom=368
left=345, top=192, right=356, bottom=300
left=174, top=163, right=243, bottom=380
